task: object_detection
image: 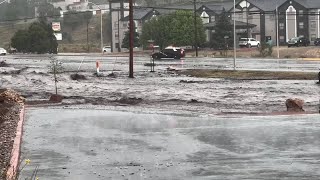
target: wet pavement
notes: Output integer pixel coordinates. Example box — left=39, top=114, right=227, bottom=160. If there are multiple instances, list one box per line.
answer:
left=20, top=108, right=320, bottom=180
left=1, top=54, right=320, bottom=72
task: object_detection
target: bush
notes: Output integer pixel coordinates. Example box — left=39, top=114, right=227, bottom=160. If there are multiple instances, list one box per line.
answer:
left=11, top=21, right=58, bottom=54
left=259, top=42, right=273, bottom=57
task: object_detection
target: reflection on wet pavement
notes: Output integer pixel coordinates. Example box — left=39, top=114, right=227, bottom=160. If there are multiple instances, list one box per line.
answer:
left=20, top=108, right=320, bottom=180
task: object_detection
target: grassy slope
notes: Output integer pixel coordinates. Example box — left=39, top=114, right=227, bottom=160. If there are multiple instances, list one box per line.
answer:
left=0, top=16, right=103, bottom=50
left=179, top=69, right=318, bottom=80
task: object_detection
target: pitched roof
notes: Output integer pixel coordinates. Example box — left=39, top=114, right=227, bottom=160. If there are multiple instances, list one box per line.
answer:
left=204, top=20, right=257, bottom=28
left=121, top=7, right=156, bottom=21
left=296, top=0, right=320, bottom=8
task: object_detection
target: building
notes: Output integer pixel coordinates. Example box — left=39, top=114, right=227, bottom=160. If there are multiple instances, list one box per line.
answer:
left=109, top=0, right=320, bottom=51
left=109, top=0, right=130, bottom=52
left=51, top=0, right=89, bottom=11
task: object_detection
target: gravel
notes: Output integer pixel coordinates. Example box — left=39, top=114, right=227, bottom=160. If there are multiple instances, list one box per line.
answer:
left=0, top=89, right=23, bottom=179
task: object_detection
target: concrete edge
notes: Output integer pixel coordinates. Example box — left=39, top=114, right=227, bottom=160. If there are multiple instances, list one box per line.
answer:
left=6, top=106, right=25, bottom=180
left=302, top=58, right=320, bottom=61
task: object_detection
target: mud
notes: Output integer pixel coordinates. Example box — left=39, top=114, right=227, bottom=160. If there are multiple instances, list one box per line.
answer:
left=1, top=56, right=319, bottom=116
left=0, top=89, right=23, bottom=179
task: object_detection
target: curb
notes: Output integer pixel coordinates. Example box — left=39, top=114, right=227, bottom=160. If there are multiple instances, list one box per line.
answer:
left=6, top=106, right=25, bottom=179
left=302, top=58, right=320, bottom=61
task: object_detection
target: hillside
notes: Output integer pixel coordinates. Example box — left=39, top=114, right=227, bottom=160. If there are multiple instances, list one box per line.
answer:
left=0, top=15, right=108, bottom=52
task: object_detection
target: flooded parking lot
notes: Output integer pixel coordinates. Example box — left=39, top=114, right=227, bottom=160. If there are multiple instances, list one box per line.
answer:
left=20, top=108, right=320, bottom=180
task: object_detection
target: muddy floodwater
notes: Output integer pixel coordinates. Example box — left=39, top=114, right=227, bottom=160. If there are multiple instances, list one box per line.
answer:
left=1, top=55, right=319, bottom=115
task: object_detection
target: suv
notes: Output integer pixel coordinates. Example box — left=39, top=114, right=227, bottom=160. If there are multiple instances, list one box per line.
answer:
left=151, top=46, right=185, bottom=60
left=239, top=38, right=260, bottom=48
left=314, top=38, right=320, bottom=46
left=102, top=46, right=111, bottom=53
left=287, top=37, right=310, bottom=47
left=0, top=48, right=7, bottom=55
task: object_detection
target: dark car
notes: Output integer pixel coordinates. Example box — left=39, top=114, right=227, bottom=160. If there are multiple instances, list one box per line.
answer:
left=287, top=37, right=310, bottom=47
left=314, top=38, right=320, bottom=46
left=151, top=46, right=185, bottom=60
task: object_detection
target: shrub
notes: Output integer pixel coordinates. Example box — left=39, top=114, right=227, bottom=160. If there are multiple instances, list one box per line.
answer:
left=259, top=42, right=273, bottom=57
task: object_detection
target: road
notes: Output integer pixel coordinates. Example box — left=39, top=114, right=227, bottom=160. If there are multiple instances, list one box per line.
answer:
left=1, top=54, right=320, bottom=73
left=20, top=108, right=320, bottom=180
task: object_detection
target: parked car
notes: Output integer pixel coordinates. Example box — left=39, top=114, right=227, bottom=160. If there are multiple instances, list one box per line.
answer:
left=239, top=38, right=260, bottom=48
left=314, top=38, right=320, bottom=46
left=102, top=46, right=111, bottom=53
left=0, top=48, right=7, bottom=55
left=287, top=37, right=310, bottom=47
left=8, top=47, right=17, bottom=54
left=151, top=46, right=185, bottom=60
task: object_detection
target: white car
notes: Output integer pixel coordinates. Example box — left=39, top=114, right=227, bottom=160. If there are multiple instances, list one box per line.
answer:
left=239, top=38, right=260, bottom=48
left=0, top=48, right=7, bottom=55
left=102, top=46, right=111, bottom=53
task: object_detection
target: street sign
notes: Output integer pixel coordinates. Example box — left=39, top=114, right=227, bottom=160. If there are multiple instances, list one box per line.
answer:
left=52, top=22, right=61, bottom=32
left=54, top=33, right=62, bottom=41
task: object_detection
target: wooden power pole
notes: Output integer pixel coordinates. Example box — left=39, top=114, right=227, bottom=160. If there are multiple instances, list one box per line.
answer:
left=129, top=0, right=134, bottom=78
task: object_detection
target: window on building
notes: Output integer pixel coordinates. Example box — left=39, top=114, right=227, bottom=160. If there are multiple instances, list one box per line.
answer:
left=279, top=23, right=284, bottom=30
left=115, top=32, right=119, bottom=38
left=299, top=10, right=304, bottom=17
left=279, top=36, right=285, bottom=43
left=116, top=43, right=119, bottom=49
left=114, top=21, right=118, bottom=27
left=310, top=21, right=316, bottom=29
left=299, top=22, right=304, bottom=29
left=269, top=15, right=275, bottom=20
left=310, top=12, right=316, bottom=20
left=311, top=34, right=317, bottom=41
left=210, top=16, right=215, bottom=22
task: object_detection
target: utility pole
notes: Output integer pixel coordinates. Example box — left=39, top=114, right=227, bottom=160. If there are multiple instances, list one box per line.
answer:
left=100, top=9, right=103, bottom=54
left=233, top=0, right=236, bottom=70
left=129, top=0, right=134, bottom=78
left=276, top=3, right=280, bottom=59
left=87, top=19, right=89, bottom=53
left=246, top=0, right=249, bottom=38
left=118, top=9, right=121, bottom=52
left=193, top=0, right=198, bottom=57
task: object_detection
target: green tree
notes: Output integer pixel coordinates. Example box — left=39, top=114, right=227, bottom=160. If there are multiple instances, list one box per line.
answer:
left=122, top=31, right=140, bottom=49
left=11, top=30, right=30, bottom=53
left=11, top=21, right=58, bottom=54
left=140, top=10, right=206, bottom=49
left=210, top=10, right=233, bottom=49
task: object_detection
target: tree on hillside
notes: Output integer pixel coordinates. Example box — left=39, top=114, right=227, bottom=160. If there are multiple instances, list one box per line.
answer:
left=210, top=10, right=233, bottom=49
left=11, top=30, right=30, bottom=52
left=122, top=31, right=140, bottom=49
left=140, top=10, right=206, bottom=49
left=11, top=21, right=58, bottom=54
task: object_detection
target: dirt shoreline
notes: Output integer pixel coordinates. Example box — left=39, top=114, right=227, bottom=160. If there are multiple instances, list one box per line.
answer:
left=0, top=104, right=21, bottom=179
left=178, top=69, right=318, bottom=80
left=0, top=89, right=24, bottom=180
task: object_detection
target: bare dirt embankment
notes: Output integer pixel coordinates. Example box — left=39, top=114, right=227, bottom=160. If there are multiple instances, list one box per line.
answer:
left=178, top=69, right=318, bottom=80
left=0, top=89, right=24, bottom=179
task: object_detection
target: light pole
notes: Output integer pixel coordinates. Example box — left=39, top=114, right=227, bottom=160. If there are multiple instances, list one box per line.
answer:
left=88, top=2, right=103, bottom=54
left=276, top=2, right=280, bottom=59
left=233, top=0, right=236, bottom=70
left=193, top=0, right=198, bottom=57
left=129, top=0, right=134, bottom=78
